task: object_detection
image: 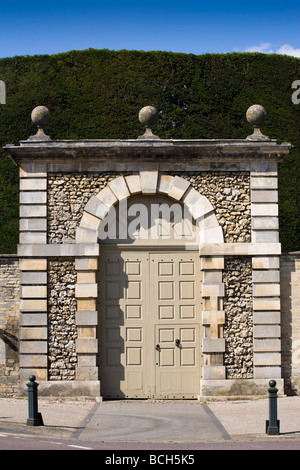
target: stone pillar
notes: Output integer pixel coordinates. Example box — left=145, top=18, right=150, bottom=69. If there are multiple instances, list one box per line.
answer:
left=251, top=163, right=281, bottom=379
left=19, top=163, right=48, bottom=381
left=75, top=257, right=99, bottom=380
left=201, top=256, right=225, bottom=379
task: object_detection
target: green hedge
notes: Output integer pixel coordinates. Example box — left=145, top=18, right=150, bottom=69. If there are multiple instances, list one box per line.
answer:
left=0, top=49, right=299, bottom=253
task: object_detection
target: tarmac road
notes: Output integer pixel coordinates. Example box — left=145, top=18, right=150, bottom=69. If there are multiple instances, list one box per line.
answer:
left=1, top=396, right=300, bottom=451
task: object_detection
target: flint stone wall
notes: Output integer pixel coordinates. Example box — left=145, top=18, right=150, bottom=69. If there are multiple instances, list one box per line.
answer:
left=223, top=257, right=253, bottom=378
left=47, top=171, right=251, bottom=244
left=0, top=256, right=20, bottom=394
left=48, top=259, right=77, bottom=380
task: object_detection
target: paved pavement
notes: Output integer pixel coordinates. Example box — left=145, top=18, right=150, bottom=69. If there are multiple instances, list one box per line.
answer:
left=1, top=395, right=300, bottom=447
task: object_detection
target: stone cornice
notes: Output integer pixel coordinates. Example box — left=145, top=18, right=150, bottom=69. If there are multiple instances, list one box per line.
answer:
left=4, top=138, right=292, bottom=163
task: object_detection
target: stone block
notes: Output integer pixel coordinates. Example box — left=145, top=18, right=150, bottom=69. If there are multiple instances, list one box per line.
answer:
left=20, top=178, right=47, bottom=191
left=76, top=366, right=99, bottom=381
left=20, top=271, right=47, bottom=284
left=20, top=218, right=47, bottom=232
left=251, top=190, right=278, bottom=203
left=96, top=185, right=118, bottom=207
left=75, top=257, right=98, bottom=271
left=79, top=212, right=100, bottom=231
left=199, top=243, right=281, bottom=256
left=168, top=176, right=190, bottom=201
left=20, top=191, right=47, bottom=204
left=20, top=354, right=48, bottom=368
left=125, top=174, right=142, bottom=194
left=253, top=283, right=280, bottom=297
left=202, top=365, right=225, bottom=380
left=201, top=256, right=224, bottom=271
left=251, top=217, right=279, bottom=230
left=20, top=327, right=47, bottom=340
left=250, top=161, right=278, bottom=174
left=20, top=341, right=47, bottom=354
left=75, top=338, right=98, bottom=354
left=77, top=326, right=96, bottom=338
left=76, top=310, right=98, bottom=326
left=75, top=283, right=98, bottom=298
left=140, top=170, right=158, bottom=194
left=20, top=299, right=47, bottom=312
left=252, top=270, right=280, bottom=283
left=108, top=176, right=130, bottom=200
left=21, top=285, right=47, bottom=298
left=252, top=231, right=279, bottom=243
left=77, top=299, right=96, bottom=311
left=77, top=272, right=96, bottom=283
left=75, top=226, right=98, bottom=244
left=202, top=271, right=223, bottom=284
left=84, top=195, right=109, bottom=220
left=252, top=257, right=279, bottom=269
left=202, top=283, right=225, bottom=297
left=253, top=325, right=281, bottom=338
left=19, top=163, right=47, bottom=178
left=250, top=177, right=278, bottom=190
left=20, top=313, right=47, bottom=326
left=254, top=367, right=281, bottom=379
left=189, top=196, right=214, bottom=220
left=253, top=298, right=280, bottom=311
left=202, top=310, right=225, bottom=325
left=199, top=212, right=220, bottom=231
left=253, top=339, right=281, bottom=352
left=20, top=205, right=47, bottom=218
left=20, top=368, right=48, bottom=381
left=19, top=232, right=47, bottom=244
left=18, top=243, right=99, bottom=257
left=20, top=259, right=47, bottom=271
left=202, top=337, right=225, bottom=353
left=251, top=204, right=278, bottom=217
left=158, top=174, right=174, bottom=195
left=77, top=355, right=97, bottom=367
left=253, top=311, right=281, bottom=324
left=200, top=225, right=224, bottom=244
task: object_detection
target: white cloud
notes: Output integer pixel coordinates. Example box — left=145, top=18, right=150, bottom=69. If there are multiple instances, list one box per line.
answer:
left=245, top=42, right=274, bottom=53
left=245, top=42, right=300, bottom=58
left=276, top=44, right=300, bottom=58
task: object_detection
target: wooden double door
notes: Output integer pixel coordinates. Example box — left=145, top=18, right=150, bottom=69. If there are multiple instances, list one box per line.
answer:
left=98, top=250, right=202, bottom=399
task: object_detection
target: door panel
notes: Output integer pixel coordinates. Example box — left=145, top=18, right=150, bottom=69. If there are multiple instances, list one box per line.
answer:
left=99, top=251, right=148, bottom=398
left=99, top=250, right=202, bottom=399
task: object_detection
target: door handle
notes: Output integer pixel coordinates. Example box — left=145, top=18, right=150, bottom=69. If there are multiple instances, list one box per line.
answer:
left=175, top=339, right=181, bottom=348
left=155, top=344, right=160, bottom=351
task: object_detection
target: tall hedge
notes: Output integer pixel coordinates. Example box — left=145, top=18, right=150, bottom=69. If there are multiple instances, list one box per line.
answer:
left=0, top=49, right=299, bottom=253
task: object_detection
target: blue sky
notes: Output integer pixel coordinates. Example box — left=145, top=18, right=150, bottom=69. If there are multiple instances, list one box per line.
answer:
left=0, top=0, right=300, bottom=58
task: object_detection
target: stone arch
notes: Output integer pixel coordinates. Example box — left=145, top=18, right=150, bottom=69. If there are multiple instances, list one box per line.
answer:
left=75, top=172, right=224, bottom=245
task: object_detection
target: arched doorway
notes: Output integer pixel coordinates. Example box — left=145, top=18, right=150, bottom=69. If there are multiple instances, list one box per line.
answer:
left=75, top=173, right=224, bottom=399
left=97, top=194, right=202, bottom=398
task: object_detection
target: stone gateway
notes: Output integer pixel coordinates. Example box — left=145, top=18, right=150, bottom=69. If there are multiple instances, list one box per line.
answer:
left=0, top=104, right=297, bottom=399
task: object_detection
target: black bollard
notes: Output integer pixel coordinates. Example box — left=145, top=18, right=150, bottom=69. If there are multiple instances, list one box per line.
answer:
left=266, top=379, right=280, bottom=435
left=26, top=375, right=44, bottom=426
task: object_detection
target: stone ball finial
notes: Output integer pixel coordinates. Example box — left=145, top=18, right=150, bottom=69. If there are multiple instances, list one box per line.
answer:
left=246, top=104, right=269, bottom=140
left=246, top=104, right=267, bottom=127
left=28, top=105, right=51, bottom=141
left=138, top=105, right=160, bottom=139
